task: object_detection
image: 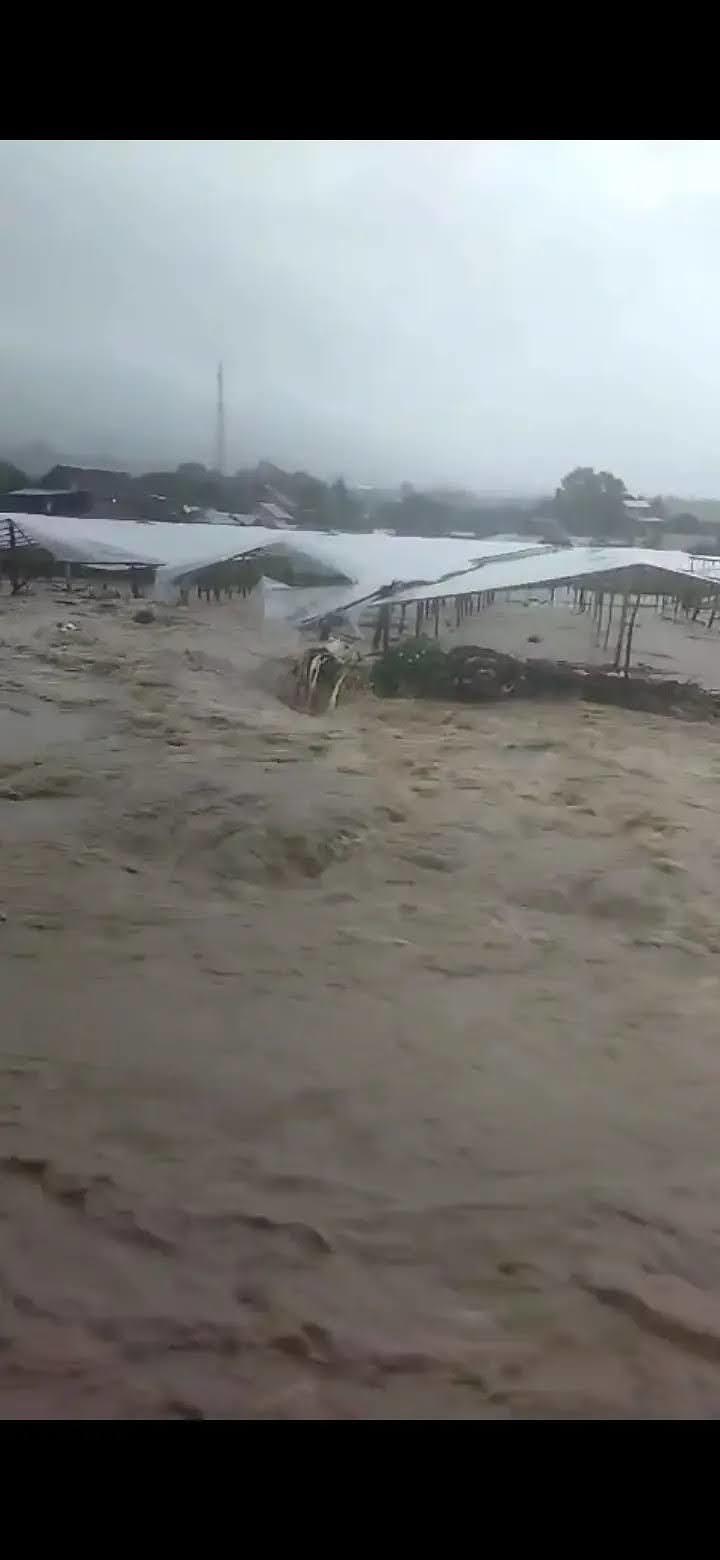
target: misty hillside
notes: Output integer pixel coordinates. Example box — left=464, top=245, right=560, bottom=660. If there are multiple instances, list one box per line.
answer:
left=0, top=452, right=542, bottom=539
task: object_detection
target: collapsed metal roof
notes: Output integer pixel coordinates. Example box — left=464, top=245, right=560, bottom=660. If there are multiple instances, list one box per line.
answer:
left=0, top=513, right=548, bottom=598
left=5, top=515, right=717, bottom=619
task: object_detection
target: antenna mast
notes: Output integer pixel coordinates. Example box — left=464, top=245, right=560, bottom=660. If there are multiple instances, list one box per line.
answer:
left=215, top=360, right=226, bottom=477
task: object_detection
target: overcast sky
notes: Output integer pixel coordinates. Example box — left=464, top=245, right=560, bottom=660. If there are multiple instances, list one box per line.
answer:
left=3, top=139, right=720, bottom=494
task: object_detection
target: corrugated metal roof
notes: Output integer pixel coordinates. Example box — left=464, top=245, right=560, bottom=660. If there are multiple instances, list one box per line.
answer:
left=2, top=514, right=547, bottom=594
left=7, top=515, right=717, bottom=619
left=0, top=514, right=167, bottom=565
left=376, top=546, right=720, bottom=606
left=257, top=501, right=294, bottom=526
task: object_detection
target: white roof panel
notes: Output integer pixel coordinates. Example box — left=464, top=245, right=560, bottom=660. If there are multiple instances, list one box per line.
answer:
left=0, top=514, right=287, bottom=569
left=382, top=546, right=720, bottom=605
left=10, top=515, right=716, bottom=620
left=0, top=513, right=166, bottom=566
left=2, top=514, right=547, bottom=599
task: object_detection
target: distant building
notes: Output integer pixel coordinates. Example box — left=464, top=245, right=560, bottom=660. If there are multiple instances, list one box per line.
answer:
left=255, top=500, right=295, bottom=529
left=622, top=495, right=666, bottom=541
left=265, top=485, right=298, bottom=514
left=42, top=465, right=133, bottom=502
left=193, top=508, right=256, bottom=526
left=0, top=487, right=92, bottom=516
left=23, top=467, right=181, bottom=523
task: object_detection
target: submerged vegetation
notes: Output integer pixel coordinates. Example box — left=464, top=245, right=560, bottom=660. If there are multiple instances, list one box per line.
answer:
left=370, top=638, right=720, bottom=720
left=371, top=639, right=452, bottom=698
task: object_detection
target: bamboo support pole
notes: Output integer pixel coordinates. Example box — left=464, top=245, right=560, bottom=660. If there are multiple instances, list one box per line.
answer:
left=613, top=594, right=630, bottom=671
left=623, top=594, right=641, bottom=678
left=603, top=593, right=615, bottom=652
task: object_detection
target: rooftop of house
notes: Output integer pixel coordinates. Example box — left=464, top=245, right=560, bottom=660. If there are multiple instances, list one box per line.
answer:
left=256, top=501, right=295, bottom=528
left=9, top=487, right=77, bottom=498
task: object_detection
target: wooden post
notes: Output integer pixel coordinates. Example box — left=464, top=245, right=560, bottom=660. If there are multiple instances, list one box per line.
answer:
left=613, top=594, right=630, bottom=670
left=603, top=593, right=615, bottom=652
left=623, top=594, right=641, bottom=677
left=433, top=599, right=440, bottom=638
left=399, top=603, right=407, bottom=635
left=415, top=602, right=422, bottom=636
left=8, top=519, right=16, bottom=592
left=7, top=521, right=27, bottom=596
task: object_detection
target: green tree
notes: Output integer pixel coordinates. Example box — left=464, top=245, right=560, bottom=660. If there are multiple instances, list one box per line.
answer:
left=0, top=461, right=29, bottom=491
left=328, top=477, right=363, bottom=530
left=176, top=462, right=209, bottom=480
left=553, top=467, right=629, bottom=538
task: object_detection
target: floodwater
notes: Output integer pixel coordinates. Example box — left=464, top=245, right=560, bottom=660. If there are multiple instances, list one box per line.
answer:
left=3, top=587, right=720, bottom=1417
left=440, top=588, right=720, bottom=686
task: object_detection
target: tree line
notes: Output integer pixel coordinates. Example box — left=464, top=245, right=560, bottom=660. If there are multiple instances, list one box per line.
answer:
left=537, top=467, right=700, bottom=540
left=0, top=455, right=703, bottom=540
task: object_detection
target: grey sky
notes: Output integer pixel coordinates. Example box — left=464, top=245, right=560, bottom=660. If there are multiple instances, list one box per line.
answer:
left=2, top=138, right=720, bottom=493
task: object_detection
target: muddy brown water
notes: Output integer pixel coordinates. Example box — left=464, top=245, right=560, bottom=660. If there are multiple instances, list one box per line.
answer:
left=3, top=588, right=720, bottom=1417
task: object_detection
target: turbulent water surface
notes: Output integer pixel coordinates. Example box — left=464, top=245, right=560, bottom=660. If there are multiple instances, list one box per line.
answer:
left=3, top=588, right=720, bottom=1417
